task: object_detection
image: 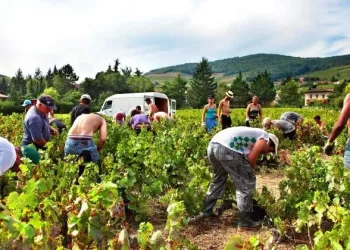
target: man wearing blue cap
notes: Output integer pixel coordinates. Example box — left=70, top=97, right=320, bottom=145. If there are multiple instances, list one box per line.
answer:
left=22, top=99, right=32, bottom=113
left=22, top=95, right=58, bottom=150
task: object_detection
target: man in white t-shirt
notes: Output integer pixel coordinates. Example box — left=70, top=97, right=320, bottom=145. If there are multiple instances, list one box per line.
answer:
left=189, top=127, right=279, bottom=230
left=0, top=137, right=40, bottom=176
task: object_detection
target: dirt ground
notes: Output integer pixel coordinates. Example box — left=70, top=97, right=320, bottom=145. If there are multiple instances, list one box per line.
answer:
left=143, top=171, right=307, bottom=249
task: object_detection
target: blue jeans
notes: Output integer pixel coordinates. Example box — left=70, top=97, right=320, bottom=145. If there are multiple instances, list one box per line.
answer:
left=344, top=139, right=350, bottom=169
left=206, top=118, right=218, bottom=132
left=64, top=138, right=99, bottom=163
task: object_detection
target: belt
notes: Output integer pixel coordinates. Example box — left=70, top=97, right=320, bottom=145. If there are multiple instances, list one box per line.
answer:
left=69, top=136, right=92, bottom=141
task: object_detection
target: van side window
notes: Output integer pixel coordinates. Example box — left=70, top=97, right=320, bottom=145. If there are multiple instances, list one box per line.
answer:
left=103, top=100, right=113, bottom=110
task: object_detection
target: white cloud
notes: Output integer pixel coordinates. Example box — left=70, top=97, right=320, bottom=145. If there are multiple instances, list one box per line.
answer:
left=1, top=0, right=349, bottom=80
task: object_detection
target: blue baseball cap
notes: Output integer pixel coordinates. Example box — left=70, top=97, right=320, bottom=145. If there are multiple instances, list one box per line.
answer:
left=22, top=100, right=31, bottom=107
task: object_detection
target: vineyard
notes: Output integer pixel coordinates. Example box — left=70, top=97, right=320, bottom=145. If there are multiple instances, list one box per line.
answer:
left=0, top=108, right=349, bottom=249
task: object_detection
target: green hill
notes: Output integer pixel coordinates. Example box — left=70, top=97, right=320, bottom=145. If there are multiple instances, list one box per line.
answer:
left=303, top=65, right=350, bottom=80
left=147, top=53, right=350, bottom=81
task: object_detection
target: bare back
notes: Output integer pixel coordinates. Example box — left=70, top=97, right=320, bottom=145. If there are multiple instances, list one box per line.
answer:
left=68, top=114, right=106, bottom=138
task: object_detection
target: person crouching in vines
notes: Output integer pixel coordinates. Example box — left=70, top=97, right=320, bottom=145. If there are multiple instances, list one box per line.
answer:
left=189, top=126, right=279, bottom=230
left=245, top=96, right=263, bottom=127
left=201, top=95, right=218, bottom=133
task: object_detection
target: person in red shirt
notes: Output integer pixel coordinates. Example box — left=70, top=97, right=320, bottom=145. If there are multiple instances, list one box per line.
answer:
left=116, top=111, right=126, bottom=126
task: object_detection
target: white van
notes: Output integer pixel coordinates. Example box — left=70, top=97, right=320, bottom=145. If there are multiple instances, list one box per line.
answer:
left=99, top=92, right=176, bottom=118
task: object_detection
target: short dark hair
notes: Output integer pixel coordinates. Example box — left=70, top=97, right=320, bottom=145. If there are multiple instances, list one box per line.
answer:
left=131, top=109, right=141, bottom=117
left=208, top=95, right=215, bottom=99
left=314, top=115, right=321, bottom=120
left=136, top=105, right=141, bottom=110
left=145, top=98, right=151, bottom=102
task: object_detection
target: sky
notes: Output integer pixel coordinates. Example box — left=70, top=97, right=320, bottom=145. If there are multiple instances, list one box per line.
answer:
left=1, top=0, right=350, bottom=81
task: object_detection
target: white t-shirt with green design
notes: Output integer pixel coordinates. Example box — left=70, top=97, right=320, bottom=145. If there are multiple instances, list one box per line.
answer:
left=211, top=127, right=269, bottom=156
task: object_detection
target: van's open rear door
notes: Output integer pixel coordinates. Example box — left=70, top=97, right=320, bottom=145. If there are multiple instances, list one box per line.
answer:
left=171, top=99, right=176, bottom=116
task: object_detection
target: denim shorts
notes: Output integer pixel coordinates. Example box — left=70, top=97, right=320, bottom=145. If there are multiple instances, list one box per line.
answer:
left=64, top=138, right=99, bottom=163
left=344, top=138, right=350, bottom=169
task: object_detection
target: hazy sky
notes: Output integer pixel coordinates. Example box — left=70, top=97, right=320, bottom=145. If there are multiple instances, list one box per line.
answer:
left=1, top=0, right=350, bottom=80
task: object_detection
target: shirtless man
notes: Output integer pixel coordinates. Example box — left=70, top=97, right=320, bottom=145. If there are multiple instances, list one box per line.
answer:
left=145, top=98, right=159, bottom=120
left=217, top=91, right=233, bottom=129
left=153, top=111, right=171, bottom=122
left=64, top=113, right=107, bottom=163
left=324, top=94, right=350, bottom=168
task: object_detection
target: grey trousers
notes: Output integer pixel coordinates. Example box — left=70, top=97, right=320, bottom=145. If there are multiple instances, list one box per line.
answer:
left=203, top=142, right=256, bottom=213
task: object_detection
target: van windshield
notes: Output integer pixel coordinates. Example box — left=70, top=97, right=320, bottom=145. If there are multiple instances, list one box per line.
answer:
left=102, top=100, right=112, bottom=110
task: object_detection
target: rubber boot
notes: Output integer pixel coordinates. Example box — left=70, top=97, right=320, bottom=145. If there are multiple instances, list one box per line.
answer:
left=237, top=212, right=261, bottom=230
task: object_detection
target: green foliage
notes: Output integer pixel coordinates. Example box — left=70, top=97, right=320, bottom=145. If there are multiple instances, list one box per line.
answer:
left=188, top=57, right=217, bottom=108
left=230, top=71, right=251, bottom=107
left=53, top=74, right=70, bottom=95
left=162, top=74, right=187, bottom=108
left=250, top=70, right=276, bottom=104
left=126, top=76, right=154, bottom=93
left=42, top=87, right=60, bottom=101
left=148, top=54, right=350, bottom=80
left=278, top=79, right=303, bottom=106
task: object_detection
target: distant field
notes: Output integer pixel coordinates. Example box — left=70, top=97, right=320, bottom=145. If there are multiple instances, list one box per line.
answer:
left=303, top=65, right=350, bottom=80
left=146, top=72, right=251, bottom=85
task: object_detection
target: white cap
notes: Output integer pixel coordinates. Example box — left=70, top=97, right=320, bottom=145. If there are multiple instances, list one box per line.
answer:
left=0, top=137, right=16, bottom=176
left=80, top=94, right=91, bottom=100
left=268, top=133, right=279, bottom=155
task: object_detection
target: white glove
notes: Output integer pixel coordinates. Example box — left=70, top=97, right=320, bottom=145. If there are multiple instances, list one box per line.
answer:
left=201, top=122, right=206, bottom=127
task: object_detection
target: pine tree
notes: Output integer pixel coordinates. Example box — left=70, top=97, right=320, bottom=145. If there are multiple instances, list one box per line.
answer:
left=46, top=68, right=54, bottom=87
left=121, top=67, right=132, bottom=77
left=34, top=68, right=43, bottom=80
left=114, top=59, right=120, bottom=72
left=60, top=64, right=79, bottom=86
left=230, top=72, right=251, bottom=107
left=26, top=75, right=34, bottom=97
left=188, top=57, right=217, bottom=108
left=162, top=75, right=187, bottom=108
left=135, top=68, right=143, bottom=76
left=107, top=64, right=113, bottom=73
left=53, top=65, right=58, bottom=75
left=13, top=68, right=26, bottom=96
left=278, top=79, right=302, bottom=106
left=0, top=78, right=8, bottom=94
left=250, top=70, right=276, bottom=105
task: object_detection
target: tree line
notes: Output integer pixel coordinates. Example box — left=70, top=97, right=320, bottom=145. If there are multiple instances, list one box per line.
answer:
left=2, top=56, right=345, bottom=113
left=0, top=60, right=154, bottom=112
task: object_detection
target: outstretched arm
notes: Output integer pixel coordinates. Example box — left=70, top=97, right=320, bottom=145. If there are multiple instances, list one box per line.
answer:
left=217, top=101, right=223, bottom=122
left=247, top=139, right=266, bottom=168
left=329, top=94, right=350, bottom=143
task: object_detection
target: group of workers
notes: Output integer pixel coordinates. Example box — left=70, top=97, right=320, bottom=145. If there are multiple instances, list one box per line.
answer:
left=0, top=94, right=173, bottom=176
left=1, top=90, right=350, bottom=231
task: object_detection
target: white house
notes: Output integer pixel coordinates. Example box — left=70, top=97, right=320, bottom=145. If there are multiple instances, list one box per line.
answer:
left=0, top=93, right=9, bottom=102
left=304, top=88, right=333, bottom=106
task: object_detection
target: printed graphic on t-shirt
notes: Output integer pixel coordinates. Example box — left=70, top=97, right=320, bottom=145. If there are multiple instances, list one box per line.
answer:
left=229, top=136, right=257, bottom=152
